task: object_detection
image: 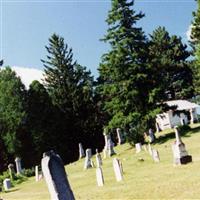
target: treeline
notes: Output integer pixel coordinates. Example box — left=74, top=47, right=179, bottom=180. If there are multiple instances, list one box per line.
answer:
left=0, top=0, right=199, bottom=171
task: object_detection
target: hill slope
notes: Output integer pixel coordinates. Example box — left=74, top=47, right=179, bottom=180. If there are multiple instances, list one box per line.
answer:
left=2, top=124, right=200, bottom=199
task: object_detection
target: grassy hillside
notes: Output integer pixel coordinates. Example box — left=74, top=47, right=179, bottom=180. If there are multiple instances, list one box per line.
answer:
left=2, top=124, right=200, bottom=199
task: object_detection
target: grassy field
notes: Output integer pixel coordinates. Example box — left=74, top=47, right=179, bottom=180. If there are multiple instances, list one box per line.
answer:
left=2, top=124, right=200, bottom=199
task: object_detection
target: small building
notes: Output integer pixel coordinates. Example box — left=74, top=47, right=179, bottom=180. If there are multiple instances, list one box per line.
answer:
left=156, top=100, right=199, bottom=131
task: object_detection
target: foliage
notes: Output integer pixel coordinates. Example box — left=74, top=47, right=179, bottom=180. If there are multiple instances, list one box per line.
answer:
left=23, top=167, right=35, bottom=177
left=0, top=67, right=26, bottom=155
left=98, top=0, right=149, bottom=143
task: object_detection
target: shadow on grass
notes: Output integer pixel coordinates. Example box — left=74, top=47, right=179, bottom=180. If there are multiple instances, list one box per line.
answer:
left=4, top=188, right=19, bottom=193
left=154, top=125, right=200, bottom=144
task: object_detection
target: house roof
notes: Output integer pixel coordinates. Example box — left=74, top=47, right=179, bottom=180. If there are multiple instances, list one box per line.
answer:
left=165, top=100, right=200, bottom=111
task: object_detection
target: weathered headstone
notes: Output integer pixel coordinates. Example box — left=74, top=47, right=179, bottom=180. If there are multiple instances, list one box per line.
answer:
left=113, top=158, right=123, bottom=182
left=148, top=143, right=153, bottom=156
left=3, top=178, right=11, bottom=191
left=103, top=133, right=116, bottom=157
left=8, top=163, right=15, bottom=180
left=135, top=143, right=142, bottom=153
left=35, top=165, right=39, bottom=182
left=152, top=149, right=160, bottom=162
left=84, top=149, right=93, bottom=169
left=172, top=126, right=192, bottom=165
left=96, top=167, right=104, bottom=186
left=79, top=143, right=85, bottom=159
left=41, top=150, right=75, bottom=200
left=96, top=153, right=102, bottom=168
left=15, top=157, right=22, bottom=174
left=116, top=128, right=125, bottom=145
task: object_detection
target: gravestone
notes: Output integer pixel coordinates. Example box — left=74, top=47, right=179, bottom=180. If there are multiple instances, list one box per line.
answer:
left=152, top=149, right=160, bottom=162
left=113, top=158, right=123, bottom=182
left=96, top=153, right=102, bottom=168
left=84, top=149, right=93, bottom=169
left=79, top=143, right=85, bottom=159
left=35, top=165, right=39, bottom=182
left=103, top=133, right=116, bottom=157
left=96, top=167, right=104, bottom=186
left=8, top=163, right=15, bottom=180
left=172, top=126, right=192, bottom=165
left=143, top=144, right=148, bottom=152
left=148, top=144, right=153, bottom=156
left=41, top=150, right=75, bottom=200
left=116, top=128, right=125, bottom=145
left=135, top=143, right=142, bottom=153
left=15, top=157, right=22, bottom=174
left=3, top=178, right=11, bottom=191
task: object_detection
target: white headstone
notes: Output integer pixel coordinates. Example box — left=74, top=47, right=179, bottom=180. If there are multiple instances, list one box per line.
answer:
left=135, top=143, right=142, bottom=153
left=103, top=133, right=116, bottom=157
left=113, top=158, right=123, bottom=182
left=148, top=144, right=153, bottom=156
left=96, top=167, right=104, bottom=186
left=35, top=165, right=39, bottom=182
left=152, top=149, right=160, bottom=162
left=15, top=157, right=22, bottom=174
left=84, top=149, right=93, bottom=169
left=3, top=178, right=11, bottom=191
left=116, top=128, right=124, bottom=145
left=96, top=153, right=102, bottom=168
left=79, top=143, right=85, bottom=159
left=41, top=150, right=75, bottom=200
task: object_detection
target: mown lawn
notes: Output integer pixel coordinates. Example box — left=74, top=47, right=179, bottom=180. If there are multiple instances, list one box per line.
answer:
left=2, top=124, right=200, bottom=199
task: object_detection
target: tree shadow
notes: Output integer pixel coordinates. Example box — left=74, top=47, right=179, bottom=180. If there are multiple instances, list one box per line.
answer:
left=154, top=126, right=200, bottom=144
left=4, top=188, right=19, bottom=193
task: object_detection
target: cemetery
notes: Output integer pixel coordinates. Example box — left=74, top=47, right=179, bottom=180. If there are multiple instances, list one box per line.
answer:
left=0, top=124, right=200, bottom=199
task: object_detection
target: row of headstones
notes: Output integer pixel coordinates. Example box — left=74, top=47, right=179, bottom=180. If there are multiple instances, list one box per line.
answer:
left=135, top=143, right=160, bottom=163
left=135, top=126, right=192, bottom=165
left=41, top=150, right=124, bottom=200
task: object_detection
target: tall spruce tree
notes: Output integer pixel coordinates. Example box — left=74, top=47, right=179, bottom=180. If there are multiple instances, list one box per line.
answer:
left=191, top=0, right=200, bottom=95
left=98, top=0, right=148, bottom=140
left=147, top=27, right=193, bottom=102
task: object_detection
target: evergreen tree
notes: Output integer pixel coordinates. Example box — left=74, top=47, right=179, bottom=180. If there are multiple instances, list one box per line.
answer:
left=98, top=0, right=148, bottom=141
left=147, top=27, right=193, bottom=102
left=191, top=0, right=200, bottom=95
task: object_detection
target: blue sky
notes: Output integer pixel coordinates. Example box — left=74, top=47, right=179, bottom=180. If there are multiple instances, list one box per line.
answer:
left=0, top=0, right=197, bottom=79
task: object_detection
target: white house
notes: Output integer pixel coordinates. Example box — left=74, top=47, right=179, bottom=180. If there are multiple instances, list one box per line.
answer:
left=156, top=100, right=199, bottom=131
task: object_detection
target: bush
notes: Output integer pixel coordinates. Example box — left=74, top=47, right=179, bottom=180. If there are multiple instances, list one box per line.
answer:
left=23, top=167, right=35, bottom=177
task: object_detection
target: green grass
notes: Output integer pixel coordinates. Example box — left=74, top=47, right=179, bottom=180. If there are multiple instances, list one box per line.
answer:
left=2, top=124, right=200, bottom=199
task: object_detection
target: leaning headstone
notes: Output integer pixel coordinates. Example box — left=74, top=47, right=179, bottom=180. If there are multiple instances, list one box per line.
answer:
left=172, top=126, right=192, bottom=165
left=79, top=143, right=85, bottom=159
left=113, top=158, right=123, bottom=182
left=3, top=178, right=11, bottom=191
left=96, top=153, right=102, bottom=168
left=41, top=150, right=75, bottom=200
left=96, top=167, right=104, bottom=186
left=135, top=143, right=142, bottom=153
left=116, top=128, right=125, bottom=145
left=35, top=165, right=39, bottom=182
left=152, top=149, right=160, bottom=162
left=8, top=163, right=15, bottom=180
left=84, top=149, right=93, bottom=169
left=148, top=144, right=153, bottom=156
left=15, top=157, right=22, bottom=174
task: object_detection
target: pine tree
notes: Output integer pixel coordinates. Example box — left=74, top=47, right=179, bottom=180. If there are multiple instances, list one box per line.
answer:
left=98, top=0, right=148, bottom=140
left=191, top=0, right=200, bottom=95
left=147, top=27, right=193, bottom=102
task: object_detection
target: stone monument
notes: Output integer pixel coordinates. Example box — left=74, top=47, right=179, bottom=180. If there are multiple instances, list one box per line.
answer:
left=172, top=126, right=192, bottom=165
left=3, top=178, right=11, bottom=191
left=96, top=167, right=104, bottom=186
left=135, top=143, right=142, bottom=153
left=41, top=150, right=75, bottom=200
left=113, top=158, right=123, bottom=182
left=84, top=149, right=93, bottom=169
left=79, top=143, right=85, bottom=159
left=15, top=157, right=22, bottom=174
left=8, top=163, right=15, bottom=180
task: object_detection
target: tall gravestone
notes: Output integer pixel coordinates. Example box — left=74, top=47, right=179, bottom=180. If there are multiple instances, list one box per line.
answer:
left=79, top=143, right=85, bottom=159
left=41, top=150, right=75, bottom=200
left=35, top=165, right=39, bottom=182
left=84, top=149, right=93, bottom=169
left=152, top=149, right=160, bottom=163
left=172, top=126, right=192, bottom=165
left=116, top=128, right=125, bottom=145
left=148, top=144, right=153, bottom=156
left=15, top=157, right=22, bottom=174
left=135, top=143, right=142, bottom=153
left=8, top=163, right=15, bottom=180
left=96, top=152, right=102, bottom=168
left=96, top=167, right=104, bottom=186
left=113, top=158, right=123, bottom=182
left=103, top=133, right=116, bottom=158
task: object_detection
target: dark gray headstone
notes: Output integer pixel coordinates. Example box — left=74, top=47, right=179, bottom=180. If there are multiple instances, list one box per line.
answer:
left=41, top=150, right=75, bottom=200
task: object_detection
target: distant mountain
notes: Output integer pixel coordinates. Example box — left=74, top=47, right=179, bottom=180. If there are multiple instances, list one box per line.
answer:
left=11, top=66, right=44, bottom=88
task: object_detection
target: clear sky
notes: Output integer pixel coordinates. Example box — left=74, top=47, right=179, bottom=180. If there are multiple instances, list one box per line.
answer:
left=0, top=0, right=197, bottom=79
